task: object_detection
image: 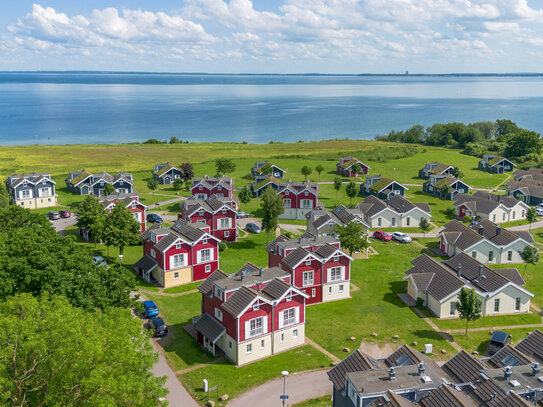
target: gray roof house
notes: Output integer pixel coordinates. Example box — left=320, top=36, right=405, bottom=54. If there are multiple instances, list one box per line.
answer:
left=153, top=162, right=183, bottom=184
left=418, top=162, right=454, bottom=179
left=453, top=191, right=529, bottom=224
left=4, top=172, right=58, bottom=209
left=65, top=169, right=133, bottom=196
left=356, top=195, right=431, bottom=229
left=507, top=179, right=543, bottom=206
left=479, top=154, right=515, bottom=173
left=514, top=167, right=543, bottom=183
left=306, top=205, right=370, bottom=237
left=361, top=176, right=408, bottom=200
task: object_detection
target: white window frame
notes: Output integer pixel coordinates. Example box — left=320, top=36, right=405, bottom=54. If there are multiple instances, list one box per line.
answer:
left=283, top=198, right=291, bottom=209
left=471, top=251, right=476, bottom=259
left=151, top=249, right=156, bottom=258
left=218, top=217, right=231, bottom=230
left=198, top=248, right=212, bottom=263
left=305, top=259, right=311, bottom=266
left=224, top=231, right=229, bottom=238
left=508, top=251, right=512, bottom=262
left=333, top=255, right=339, bottom=262
left=280, top=308, right=297, bottom=328
left=214, top=286, right=223, bottom=300
left=176, top=242, right=182, bottom=249
left=494, top=298, right=500, bottom=313
left=449, top=302, right=456, bottom=316
left=328, top=266, right=344, bottom=282
left=339, top=284, right=344, bottom=293
left=292, top=329, right=298, bottom=339
left=246, top=317, right=266, bottom=338
left=215, top=308, right=223, bottom=321
left=300, top=199, right=313, bottom=209
left=205, top=264, right=211, bottom=273
left=515, top=297, right=521, bottom=312
left=377, top=217, right=382, bottom=227
left=170, top=253, right=186, bottom=269
left=174, top=272, right=179, bottom=280
left=302, top=271, right=314, bottom=287
left=261, top=339, right=265, bottom=349
left=246, top=344, right=252, bottom=354
left=20, top=189, right=32, bottom=199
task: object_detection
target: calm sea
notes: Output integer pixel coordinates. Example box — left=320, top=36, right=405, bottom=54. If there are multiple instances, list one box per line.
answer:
left=1, top=72, right=543, bottom=146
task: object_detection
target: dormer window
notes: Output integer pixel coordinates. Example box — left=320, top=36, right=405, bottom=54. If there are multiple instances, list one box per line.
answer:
left=305, top=191, right=308, bottom=196
left=199, top=186, right=203, bottom=190
left=176, top=243, right=182, bottom=249
left=202, top=238, right=208, bottom=245
left=305, top=259, right=311, bottom=266
left=334, top=255, right=339, bottom=262
left=199, top=211, right=204, bottom=216
left=214, top=286, right=223, bottom=300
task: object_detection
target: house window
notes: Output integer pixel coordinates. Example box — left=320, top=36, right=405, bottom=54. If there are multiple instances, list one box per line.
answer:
left=151, top=249, right=156, bottom=258
left=378, top=218, right=382, bottom=227
left=218, top=186, right=222, bottom=191
left=329, top=267, right=343, bottom=281
left=214, top=308, right=223, bottom=321
left=249, top=318, right=263, bottom=337
left=471, top=251, right=476, bottom=259
left=283, top=308, right=296, bottom=326
left=450, top=302, right=456, bottom=316
left=202, top=238, right=208, bottom=245
left=494, top=298, right=500, bottom=313
left=39, top=187, right=51, bottom=197
left=311, top=289, right=316, bottom=297
left=171, top=254, right=185, bottom=268
left=301, top=199, right=313, bottom=209
left=199, top=211, right=204, bottom=216
left=512, top=211, right=516, bottom=219
left=199, top=249, right=212, bottom=263
left=246, top=344, right=252, bottom=354
left=229, top=341, right=232, bottom=350
left=222, top=209, right=227, bottom=214
left=218, top=218, right=231, bottom=229
left=328, top=286, right=332, bottom=294
left=391, top=217, right=396, bottom=227
left=261, top=339, right=265, bottom=349
left=285, top=294, right=293, bottom=302
left=253, top=303, right=259, bottom=311
left=339, top=285, right=344, bottom=293
left=406, top=217, right=410, bottom=226
left=489, top=251, right=494, bottom=262
left=305, top=259, right=311, bottom=266
left=280, top=333, right=285, bottom=342
left=522, top=210, right=526, bottom=217
left=199, top=186, right=203, bottom=190
left=214, top=286, right=223, bottom=300
left=224, top=231, right=229, bottom=238
left=293, top=329, right=298, bottom=339
left=348, top=384, right=358, bottom=404
left=285, top=191, right=289, bottom=195
left=493, top=214, right=496, bottom=222
left=507, top=251, right=512, bottom=262
left=205, top=265, right=211, bottom=273
left=20, top=189, right=31, bottom=199
left=428, top=185, right=433, bottom=192
left=174, top=272, right=179, bottom=280
left=283, top=199, right=291, bottom=208
left=132, top=204, right=137, bottom=209
left=304, top=191, right=308, bottom=196
left=176, top=243, right=182, bottom=249
left=515, top=297, right=521, bottom=312
left=302, top=271, right=313, bottom=287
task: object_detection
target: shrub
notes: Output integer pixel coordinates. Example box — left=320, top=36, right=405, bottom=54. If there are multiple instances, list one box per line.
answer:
left=134, top=301, right=145, bottom=316
left=219, top=241, right=228, bottom=252
left=444, top=207, right=455, bottom=219
left=416, top=298, right=425, bottom=310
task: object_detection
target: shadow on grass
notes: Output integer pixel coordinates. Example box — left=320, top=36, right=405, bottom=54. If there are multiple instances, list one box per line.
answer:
left=227, top=239, right=261, bottom=251
left=412, top=329, right=451, bottom=342
left=382, top=281, right=408, bottom=307
left=478, top=339, right=490, bottom=354
left=158, top=323, right=216, bottom=368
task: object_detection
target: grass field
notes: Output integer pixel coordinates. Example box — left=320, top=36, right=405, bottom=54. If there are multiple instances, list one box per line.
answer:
left=292, top=395, right=333, bottom=407
left=451, top=327, right=534, bottom=355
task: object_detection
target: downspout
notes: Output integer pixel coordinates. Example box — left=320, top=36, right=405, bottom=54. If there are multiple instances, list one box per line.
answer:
left=271, top=302, right=275, bottom=356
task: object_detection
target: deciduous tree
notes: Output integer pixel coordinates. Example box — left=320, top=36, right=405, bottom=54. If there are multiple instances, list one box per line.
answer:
left=301, top=165, right=312, bottom=180
left=0, top=184, right=9, bottom=208
left=315, top=164, right=324, bottom=181
left=215, top=158, right=236, bottom=175
left=504, top=130, right=542, bottom=159
left=103, top=183, right=115, bottom=196
left=419, top=218, right=431, bottom=237
left=261, top=186, right=284, bottom=244
left=333, top=177, right=342, bottom=198
left=346, top=181, right=357, bottom=204
left=451, top=167, right=463, bottom=179
left=334, top=222, right=369, bottom=256
left=456, top=287, right=482, bottom=335
left=350, top=162, right=361, bottom=176
left=76, top=195, right=107, bottom=247
left=173, top=178, right=184, bottom=191
left=238, top=186, right=252, bottom=210
left=147, top=178, right=158, bottom=192
left=520, top=246, right=539, bottom=278
left=526, top=207, right=538, bottom=231
left=103, top=202, right=141, bottom=256
left=180, top=162, right=194, bottom=180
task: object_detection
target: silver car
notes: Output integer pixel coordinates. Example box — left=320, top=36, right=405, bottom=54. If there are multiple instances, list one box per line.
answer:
left=392, top=232, right=412, bottom=243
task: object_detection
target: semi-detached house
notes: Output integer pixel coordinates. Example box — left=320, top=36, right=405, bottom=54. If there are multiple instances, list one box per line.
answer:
left=4, top=172, right=58, bottom=209
left=357, top=195, right=431, bottom=228
left=65, top=169, right=134, bottom=196
left=306, top=205, right=370, bottom=237
left=191, top=175, right=234, bottom=200
left=276, top=180, right=320, bottom=221
left=454, top=191, right=528, bottom=224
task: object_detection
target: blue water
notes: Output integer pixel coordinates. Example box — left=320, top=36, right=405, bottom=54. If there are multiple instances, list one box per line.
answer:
left=1, top=72, right=543, bottom=145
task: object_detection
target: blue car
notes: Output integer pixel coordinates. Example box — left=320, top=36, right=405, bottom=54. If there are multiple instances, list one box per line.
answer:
left=143, top=300, right=159, bottom=318
left=146, top=213, right=163, bottom=224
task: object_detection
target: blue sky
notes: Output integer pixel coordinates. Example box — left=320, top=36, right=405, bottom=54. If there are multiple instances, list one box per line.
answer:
left=1, top=1, right=543, bottom=73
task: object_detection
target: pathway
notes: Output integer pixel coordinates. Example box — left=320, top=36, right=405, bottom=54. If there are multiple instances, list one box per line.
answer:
left=411, top=308, right=462, bottom=352
left=508, top=221, right=543, bottom=231
left=305, top=338, right=341, bottom=363
left=444, top=323, right=543, bottom=334
left=140, top=288, right=198, bottom=297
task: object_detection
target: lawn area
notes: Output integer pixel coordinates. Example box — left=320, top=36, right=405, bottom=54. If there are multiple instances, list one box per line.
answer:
left=179, top=346, right=332, bottom=405
left=292, top=395, right=333, bottom=407
left=451, top=327, right=534, bottom=355
left=490, top=262, right=543, bottom=309
left=162, top=281, right=200, bottom=294
left=219, top=231, right=271, bottom=272
left=305, top=240, right=457, bottom=361
left=405, top=187, right=455, bottom=227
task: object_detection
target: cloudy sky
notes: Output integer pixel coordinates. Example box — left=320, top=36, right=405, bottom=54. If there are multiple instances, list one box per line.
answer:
left=1, top=1, right=543, bottom=73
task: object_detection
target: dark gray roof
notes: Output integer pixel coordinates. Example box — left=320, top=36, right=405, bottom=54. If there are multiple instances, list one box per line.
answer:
left=172, top=223, right=206, bottom=242
left=260, top=277, right=291, bottom=300
left=368, top=392, right=417, bottom=407
left=442, top=350, right=485, bottom=382
left=192, top=313, right=226, bottom=343
left=507, top=180, right=543, bottom=199
left=153, top=233, right=179, bottom=252
left=265, top=234, right=289, bottom=253
left=133, top=255, right=157, bottom=273
left=494, top=268, right=525, bottom=286
left=487, top=344, right=531, bottom=368
left=282, top=247, right=312, bottom=269
left=315, top=243, right=340, bottom=259
left=383, top=344, right=424, bottom=367
left=514, top=329, right=543, bottom=363
left=197, top=269, right=230, bottom=296
left=270, top=234, right=340, bottom=252
left=358, top=195, right=430, bottom=218
left=410, top=272, right=434, bottom=291
left=358, top=195, right=387, bottom=216
left=419, top=384, right=473, bottom=407
left=388, top=195, right=430, bottom=215
left=514, top=168, right=543, bottom=182
left=327, top=350, right=380, bottom=392
left=213, top=264, right=290, bottom=292
left=470, top=191, right=524, bottom=209
left=221, top=286, right=259, bottom=317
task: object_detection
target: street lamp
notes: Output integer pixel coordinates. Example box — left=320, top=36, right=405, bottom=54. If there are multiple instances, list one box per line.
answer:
left=119, top=254, right=124, bottom=266
left=281, top=370, right=289, bottom=407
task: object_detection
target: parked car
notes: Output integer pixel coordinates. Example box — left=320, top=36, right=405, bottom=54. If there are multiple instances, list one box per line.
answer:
left=237, top=211, right=250, bottom=219
left=246, top=223, right=261, bottom=233
left=142, top=301, right=160, bottom=318
left=373, top=230, right=392, bottom=241
left=92, top=256, right=107, bottom=267
left=146, top=213, right=163, bottom=224
left=391, top=231, right=412, bottom=243
left=469, top=219, right=479, bottom=227
left=47, top=211, right=60, bottom=220
left=149, top=316, right=168, bottom=337
left=488, top=331, right=511, bottom=355
left=537, top=208, right=543, bottom=216
left=59, top=209, right=71, bottom=218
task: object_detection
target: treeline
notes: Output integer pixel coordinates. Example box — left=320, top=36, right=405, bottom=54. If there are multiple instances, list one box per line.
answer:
left=375, top=120, right=543, bottom=168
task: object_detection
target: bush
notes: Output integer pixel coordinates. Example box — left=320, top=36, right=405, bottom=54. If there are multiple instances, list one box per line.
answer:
left=444, top=207, right=455, bottom=219
left=416, top=298, right=425, bottom=310
left=284, top=231, right=294, bottom=239
left=134, top=301, right=145, bottom=316
left=464, top=216, right=472, bottom=223
left=219, top=241, right=228, bottom=252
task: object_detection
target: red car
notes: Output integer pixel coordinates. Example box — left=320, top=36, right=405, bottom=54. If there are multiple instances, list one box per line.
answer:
left=59, top=210, right=71, bottom=218
left=373, top=230, right=392, bottom=241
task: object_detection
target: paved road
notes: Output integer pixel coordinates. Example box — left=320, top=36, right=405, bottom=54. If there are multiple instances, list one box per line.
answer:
left=508, top=220, right=543, bottom=232
left=49, top=216, right=77, bottom=235
left=227, top=370, right=331, bottom=407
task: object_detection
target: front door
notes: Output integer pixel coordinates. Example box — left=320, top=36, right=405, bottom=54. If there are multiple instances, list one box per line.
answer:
left=164, top=176, right=171, bottom=184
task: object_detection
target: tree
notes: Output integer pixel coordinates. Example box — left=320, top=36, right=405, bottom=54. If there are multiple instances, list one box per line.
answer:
left=169, top=136, right=182, bottom=144
left=173, top=178, right=184, bottom=191
left=259, top=163, right=273, bottom=175
left=496, top=119, right=521, bottom=137
left=333, top=177, right=342, bottom=198
left=451, top=167, right=463, bottom=179
left=215, top=158, right=236, bottom=175
left=419, top=218, right=431, bottom=237
left=440, top=184, right=452, bottom=199
left=76, top=195, right=107, bottom=247
left=350, top=162, right=361, bottom=176
left=346, top=181, right=357, bottom=204
left=103, top=183, right=115, bottom=196
left=0, top=293, right=167, bottom=407
left=315, top=164, right=324, bottom=181
left=261, top=186, right=284, bottom=244
left=180, top=162, right=194, bottom=180
left=520, top=246, right=539, bottom=278
left=147, top=178, right=159, bottom=193
left=103, top=202, right=141, bottom=256
left=334, top=222, right=369, bottom=256
left=184, top=179, right=193, bottom=191
left=0, top=184, right=9, bottom=208
left=526, top=207, right=538, bottom=231
left=238, top=186, right=252, bottom=210
left=504, top=130, right=542, bottom=160
left=455, top=287, right=482, bottom=336
left=301, top=165, right=312, bottom=180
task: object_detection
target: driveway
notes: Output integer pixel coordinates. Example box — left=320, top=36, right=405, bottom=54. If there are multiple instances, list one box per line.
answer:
left=49, top=216, right=77, bottom=235
left=237, top=217, right=306, bottom=234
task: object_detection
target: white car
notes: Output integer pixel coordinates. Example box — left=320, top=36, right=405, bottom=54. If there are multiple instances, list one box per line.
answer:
left=537, top=208, right=543, bottom=216
left=392, top=232, right=412, bottom=243
left=92, top=256, right=107, bottom=267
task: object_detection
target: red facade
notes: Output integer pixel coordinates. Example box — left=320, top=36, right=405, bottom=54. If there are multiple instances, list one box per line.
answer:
left=181, top=200, right=238, bottom=242
left=191, top=176, right=234, bottom=199
left=278, top=187, right=318, bottom=210
left=337, top=158, right=370, bottom=177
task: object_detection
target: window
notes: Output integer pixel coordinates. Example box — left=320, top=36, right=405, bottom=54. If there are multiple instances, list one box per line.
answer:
left=508, top=251, right=512, bottom=262
left=253, top=303, right=259, bottom=311
left=20, top=189, right=31, bottom=199
left=202, top=238, right=208, bottom=245
left=305, top=259, right=311, bottom=266
left=516, top=297, right=521, bottom=312
left=312, top=288, right=316, bottom=297
left=302, top=271, right=313, bottom=287
left=339, top=285, right=344, bottom=293
left=214, top=286, right=223, bottom=300
left=512, top=211, right=516, bottom=219
left=199, top=186, right=203, bottom=190
left=304, top=191, right=308, bottom=196
left=329, top=267, right=343, bottom=281
left=246, top=344, right=252, bottom=354
left=224, top=231, right=229, bottom=238
left=493, top=214, right=496, bottom=222
left=283, top=308, right=296, bottom=326
left=174, top=272, right=179, bottom=280
left=249, top=318, right=263, bottom=337
left=176, top=243, right=182, bottom=249
left=285, top=191, right=289, bottom=195
left=205, top=264, right=211, bottom=273
left=293, top=329, right=298, bottom=339
left=494, top=298, right=500, bottom=313
left=300, top=199, right=313, bottom=209
left=334, top=255, right=339, bottom=262
left=489, top=251, right=494, bottom=262
left=199, top=211, right=204, bottom=216
left=450, top=302, right=456, bottom=316
left=132, top=204, right=137, bottom=209
left=171, top=254, right=185, bottom=268
left=428, top=185, right=433, bottom=192
left=222, top=209, right=227, bottom=214
left=39, top=187, right=51, bottom=197
left=281, top=333, right=285, bottom=342
left=471, top=251, right=476, bottom=259
left=283, top=199, right=291, bottom=208
left=229, top=341, right=232, bottom=350
left=151, top=249, right=156, bottom=258
left=348, top=384, right=358, bottom=404
left=218, top=186, right=222, bottom=191
left=406, top=217, right=410, bottom=226
left=214, top=308, right=223, bottom=321
left=391, top=217, right=396, bottom=227
left=378, top=218, right=382, bottom=227
left=328, top=286, right=332, bottom=294
left=199, top=249, right=212, bottom=263
left=522, top=210, right=526, bottom=217
left=261, top=339, right=265, bottom=349
left=218, top=218, right=231, bottom=229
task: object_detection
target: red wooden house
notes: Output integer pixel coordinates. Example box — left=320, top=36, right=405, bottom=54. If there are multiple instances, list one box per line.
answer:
left=337, top=157, right=370, bottom=177
left=191, top=175, right=234, bottom=200
left=193, top=263, right=309, bottom=365
left=134, top=220, right=220, bottom=288
left=277, top=180, right=320, bottom=220
left=266, top=234, right=352, bottom=304
left=179, top=196, right=238, bottom=242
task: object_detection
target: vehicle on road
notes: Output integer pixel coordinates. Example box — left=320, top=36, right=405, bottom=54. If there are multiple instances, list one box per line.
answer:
left=237, top=211, right=250, bottom=219
left=391, top=231, right=412, bottom=243
left=246, top=223, right=261, bottom=233
left=488, top=331, right=511, bottom=355
left=143, top=301, right=160, bottom=318
left=59, top=209, right=71, bottom=218
left=149, top=316, right=168, bottom=337
left=373, top=230, right=392, bottom=241
left=146, top=213, right=163, bottom=224
left=47, top=211, right=60, bottom=220
left=92, top=256, right=107, bottom=267
left=537, top=208, right=543, bottom=216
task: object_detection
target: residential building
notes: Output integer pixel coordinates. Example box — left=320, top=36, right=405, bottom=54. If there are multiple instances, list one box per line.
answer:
left=4, top=172, right=57, bottom=209
left=193, top=263, right=308, bottom=365
left=404, top=252, right=533, bottom=318
left=328, top=332, right=543, bottom=407
left=153, top=163, right=183, bottom=184
left=133, top=220, right=220, bottom=288
left=439, top=219, right=535, bottom=263
left=422, top=174, right=470, bottom=200
left=266, top=233, right=351, bottom=304
left=514, top=167, right=543, bottom=183
left=306, top=205, right=370, bottom=237
left=250, top=175, right=282, bottom=198
left=454, top=191, right=529, bottom=223
left=418, top=162, right=454, bottom=179
left=337, top=157, right=370, bottom=177
left=357, top=195, right=431, bottom=228
left=191, top=175, right=234, bottom=200
left=276, top=180, right=320, bottom=220
left=360, top=176, right=407, bottom=200
left=179, top=195, right=238, bottom=242
left=251, top=160, right=286, bottom=179
left=65, top=169, right=133, bottom=196
left=478, top=154, right=515, bottom=173
left=507, top=179, right=543, bottom=206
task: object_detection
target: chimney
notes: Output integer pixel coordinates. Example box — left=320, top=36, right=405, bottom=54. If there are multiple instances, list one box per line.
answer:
left=498, top=195, right=501, bottom=202
left=478, top=226, right=484, bottom=235
left=457, top=264, right=462, bottom=278
left=259, top=267, right=263, bottom=277
left=479, top=264, right=484, bottom=278
left=496, top=226, right=501, bottom=236
left=504, top=367, right=512, bottom=379
left=533, top=362, right=540, bottom=376
left=388, top=367, right=396, bottom=381
left=418, top=362, right=425, bottom=376
left=490, top=393, right=497, bottom=402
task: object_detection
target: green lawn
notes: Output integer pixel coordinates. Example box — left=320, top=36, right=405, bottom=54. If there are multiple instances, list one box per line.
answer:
left=451, top=327, right=534, bottom=355
left=421, top=309, right=541, bottom=331
left=292, top=395, right=333, bottom=407
left=491, top=262, right=543, bottom=309
left=219, top=231, right=271, bottom=272
left=162, top=281, right=200, bottom=294
left=179, top=346, right=332, bottom=405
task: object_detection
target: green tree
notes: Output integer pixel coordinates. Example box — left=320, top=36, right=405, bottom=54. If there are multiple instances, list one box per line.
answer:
left=238, top=186, right=252, bottom=210
left=173, top=178, right=184, bottom=191
left=147, top=178, right=159, bottom=193
left=103, top=183, right=115, bottom=196
left=0, top=184, right=9, bottom=208
left=333, top=177, right=343, bottom=198
left=185, top=179, right=193, bottom=191
left=259, top=163, right=273, bottom=175
left=103, top=202, right=141, bottom=257
left=496, top=119, right=521, bottom=137
left=315, top=164, right=324, bottom=181
left=350, top=162, right=362, bottom=176
left=261, top=186, right=284, bottom=244
left=451, top=167, right=463, bottom=179
left=334, top=222, right=369, bottom=256
left=346, top=181, right=357, bottom=204
left=0, top=293, right=167, bottom=407
left=419, top=218, right=431, bottom=237
left=76, top=195, right=107, bottom=247
left=301, top=165, right=312, bottom=180
left=526, top=207, right=538, bottom=231
left=455, top=287, right=482, bottom=336
left=504, top=130, right=542, bottom=160
left=215, top=158, right=236, bottom=175
left=169, top=136, right=181, bottom=144
left=520, top=246, right=539, bottom=278
left=440, top=184, right=452, bottom=199
left=180, top=162, right=194, bottom=180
